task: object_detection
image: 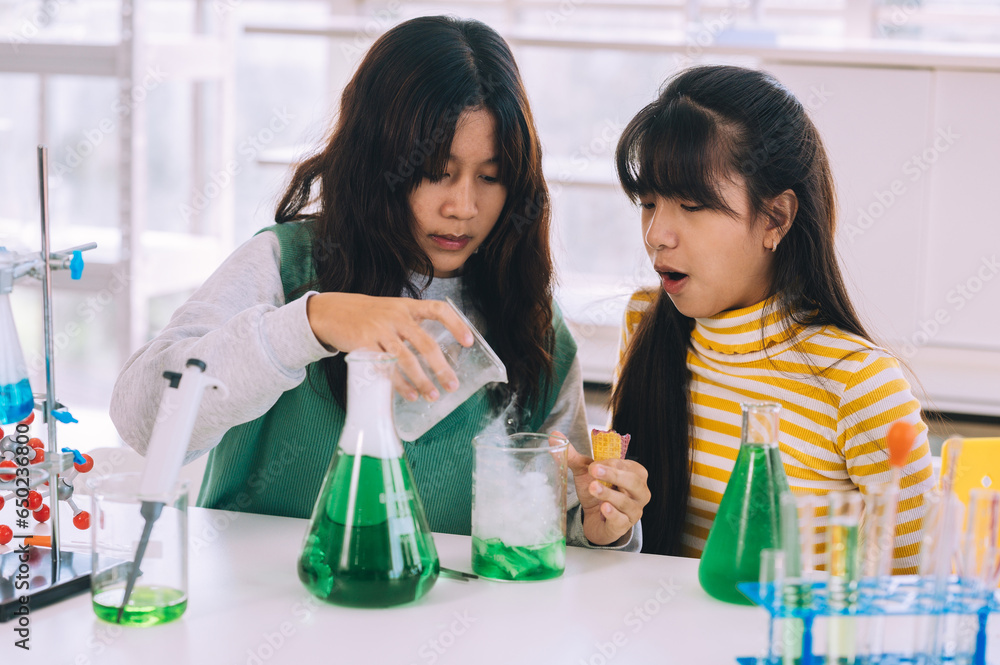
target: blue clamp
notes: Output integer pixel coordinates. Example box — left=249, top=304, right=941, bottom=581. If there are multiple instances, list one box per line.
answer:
left=52, top=410, right=78, bottom=424
left=70, top=251, right=84, bottom=280
left=61, top=447, right=86, bottom=466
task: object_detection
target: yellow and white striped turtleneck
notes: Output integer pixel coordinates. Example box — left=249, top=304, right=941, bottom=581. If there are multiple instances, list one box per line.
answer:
left=619, top=289, right=934, bottom=574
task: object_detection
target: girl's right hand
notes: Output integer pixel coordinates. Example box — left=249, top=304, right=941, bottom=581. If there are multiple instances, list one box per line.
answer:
left=305, top=292, right=474, bottom=402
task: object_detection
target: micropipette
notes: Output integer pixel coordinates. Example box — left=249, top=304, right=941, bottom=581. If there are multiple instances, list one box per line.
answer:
left=116, top=359, right=226, bottom=623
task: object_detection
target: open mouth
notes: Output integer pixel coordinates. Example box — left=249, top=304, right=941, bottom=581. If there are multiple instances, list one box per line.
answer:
left=659, top=270, right=689, bottom=294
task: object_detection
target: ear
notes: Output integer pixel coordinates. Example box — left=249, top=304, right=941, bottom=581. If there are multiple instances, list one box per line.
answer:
left=764, top=189, right=798, bottom=252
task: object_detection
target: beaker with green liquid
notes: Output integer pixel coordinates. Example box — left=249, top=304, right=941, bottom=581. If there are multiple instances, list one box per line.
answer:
left=699, top=402, right=789, bottom=605
left=297, top=350, right=439, bottom=608
left=91, top=473, right=189, bottom=626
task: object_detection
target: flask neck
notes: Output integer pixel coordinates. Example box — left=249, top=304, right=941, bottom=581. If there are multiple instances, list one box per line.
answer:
left=341, top=351, right=402, bottom=458
left=740, top=403, right=781, bottom=447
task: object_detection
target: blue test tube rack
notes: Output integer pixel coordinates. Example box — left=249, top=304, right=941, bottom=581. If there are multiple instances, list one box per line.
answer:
left=735, top=575, right=999, bottom=664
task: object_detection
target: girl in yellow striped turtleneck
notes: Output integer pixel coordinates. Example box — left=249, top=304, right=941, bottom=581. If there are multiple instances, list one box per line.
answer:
left=610, top=65, right=933, bottom=573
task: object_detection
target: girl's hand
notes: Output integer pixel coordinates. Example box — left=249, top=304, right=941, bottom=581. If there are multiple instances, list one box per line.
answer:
left=306, top=292, right=473, bottom=401
left=560, top=431, right=651, bottom=546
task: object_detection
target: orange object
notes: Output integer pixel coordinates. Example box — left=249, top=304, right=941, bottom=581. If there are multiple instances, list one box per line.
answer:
left=73, top=511, right=91, bottom=530
left=27, top=438, right=43, bottom=449
left=591, top=429, right=631, bottom=488
left=23, top=536, right=51, bottom=547
left=33, top=505, right=50, bottom=523
left=27, top=491, right=42, bottom=511
left=75, top=454, right=94, bottom=473
left=886, top=421, right=917, bottom=468
left=0, top=525, right=11, bottom=546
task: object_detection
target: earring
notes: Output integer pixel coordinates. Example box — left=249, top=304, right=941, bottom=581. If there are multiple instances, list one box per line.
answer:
left=771, top=243, right=778, bottom=253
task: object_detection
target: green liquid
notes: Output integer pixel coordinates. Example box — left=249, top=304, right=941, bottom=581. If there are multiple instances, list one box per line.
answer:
left=92, top=585, right=187, bottom=626
left=781, top=583, right=811, bottom=665
left=699, top=442, right=788, bottom=605
left=471, top=536, right=565, bottom=581
left=298, top=452, right=438, bottom=607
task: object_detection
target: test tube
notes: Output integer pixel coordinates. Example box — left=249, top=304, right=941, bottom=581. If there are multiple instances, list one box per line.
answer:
left=827, top=492, right=863, bottom=665
left=760, top=548, right=786, bottom=664
left=958, top=489, right=1000, bottom=665
left=859, top=484, right=896, bottom=662
left=915, top=489, right=964, bottom=665
left=781, top=492, right=812, bottom=665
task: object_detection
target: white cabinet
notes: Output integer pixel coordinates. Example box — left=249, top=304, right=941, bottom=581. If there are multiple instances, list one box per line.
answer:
left=765, top=63, right=1000, bottom=415
left=764, top=64, right=934, bottom=343
left=923, top=71, right=1000, bottom=352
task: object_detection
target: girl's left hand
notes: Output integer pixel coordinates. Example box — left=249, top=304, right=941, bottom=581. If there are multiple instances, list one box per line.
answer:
left=558, top=431, right=651, bottom=546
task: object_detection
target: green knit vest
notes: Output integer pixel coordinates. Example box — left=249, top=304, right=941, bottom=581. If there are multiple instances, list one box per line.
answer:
left=196, top=220, right=578, bottom=535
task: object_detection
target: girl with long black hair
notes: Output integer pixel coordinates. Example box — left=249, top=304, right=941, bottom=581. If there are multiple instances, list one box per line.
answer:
left=612, top=65, right=932, bottom=571
left=112, top=16, right=649, bottom=548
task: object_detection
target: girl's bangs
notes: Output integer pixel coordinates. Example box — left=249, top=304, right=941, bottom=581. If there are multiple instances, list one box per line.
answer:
left=413, top=100, right=463, bottom=181
left=618, top=99, right=735, bottom=214
left=403, top=100, right=521, bottom=190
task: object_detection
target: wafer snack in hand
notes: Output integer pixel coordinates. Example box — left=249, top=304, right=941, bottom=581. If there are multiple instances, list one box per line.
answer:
left=591, top=429, right=630, bottom=488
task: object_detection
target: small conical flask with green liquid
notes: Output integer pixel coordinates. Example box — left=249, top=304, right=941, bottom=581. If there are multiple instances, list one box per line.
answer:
left=297, top=350, right=439, bottom=607
left=699, top=402, right=789, bottom=605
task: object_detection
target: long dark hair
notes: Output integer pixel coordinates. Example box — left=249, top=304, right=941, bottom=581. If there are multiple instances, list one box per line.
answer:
left=611, top=65, right=870, bottom=556
left=275, top=16, right=555, bottom=412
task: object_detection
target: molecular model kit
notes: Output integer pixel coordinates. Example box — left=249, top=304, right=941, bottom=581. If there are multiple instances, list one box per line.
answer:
left=0, top=411, right=93, bottom=546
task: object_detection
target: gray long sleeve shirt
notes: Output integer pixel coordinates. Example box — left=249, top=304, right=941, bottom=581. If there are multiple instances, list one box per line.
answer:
left=110, top=231, right=639, bottom=551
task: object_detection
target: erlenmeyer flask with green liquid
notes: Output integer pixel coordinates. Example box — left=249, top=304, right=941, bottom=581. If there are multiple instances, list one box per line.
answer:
left=699, top=402, right=789, bottom=605
left=298, top=350, right=439, bottom=607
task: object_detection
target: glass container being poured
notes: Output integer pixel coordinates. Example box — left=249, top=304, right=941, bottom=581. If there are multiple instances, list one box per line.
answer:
left=298, top=350, right=439, bottom=607
left=699, top=402, right=790, bottom=605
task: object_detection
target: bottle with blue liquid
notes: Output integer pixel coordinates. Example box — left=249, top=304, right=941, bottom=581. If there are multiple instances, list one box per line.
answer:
left=0, top=292, right=32, bottom=425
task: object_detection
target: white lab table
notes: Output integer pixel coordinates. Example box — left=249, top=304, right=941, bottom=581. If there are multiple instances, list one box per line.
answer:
left=7, top=508, right=999, bottom=665
left=0, top=507, right=777, bottom=665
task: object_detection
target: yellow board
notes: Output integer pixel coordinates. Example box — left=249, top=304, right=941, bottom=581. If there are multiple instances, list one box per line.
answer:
left=941, top=437, right=1000, bottom=506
